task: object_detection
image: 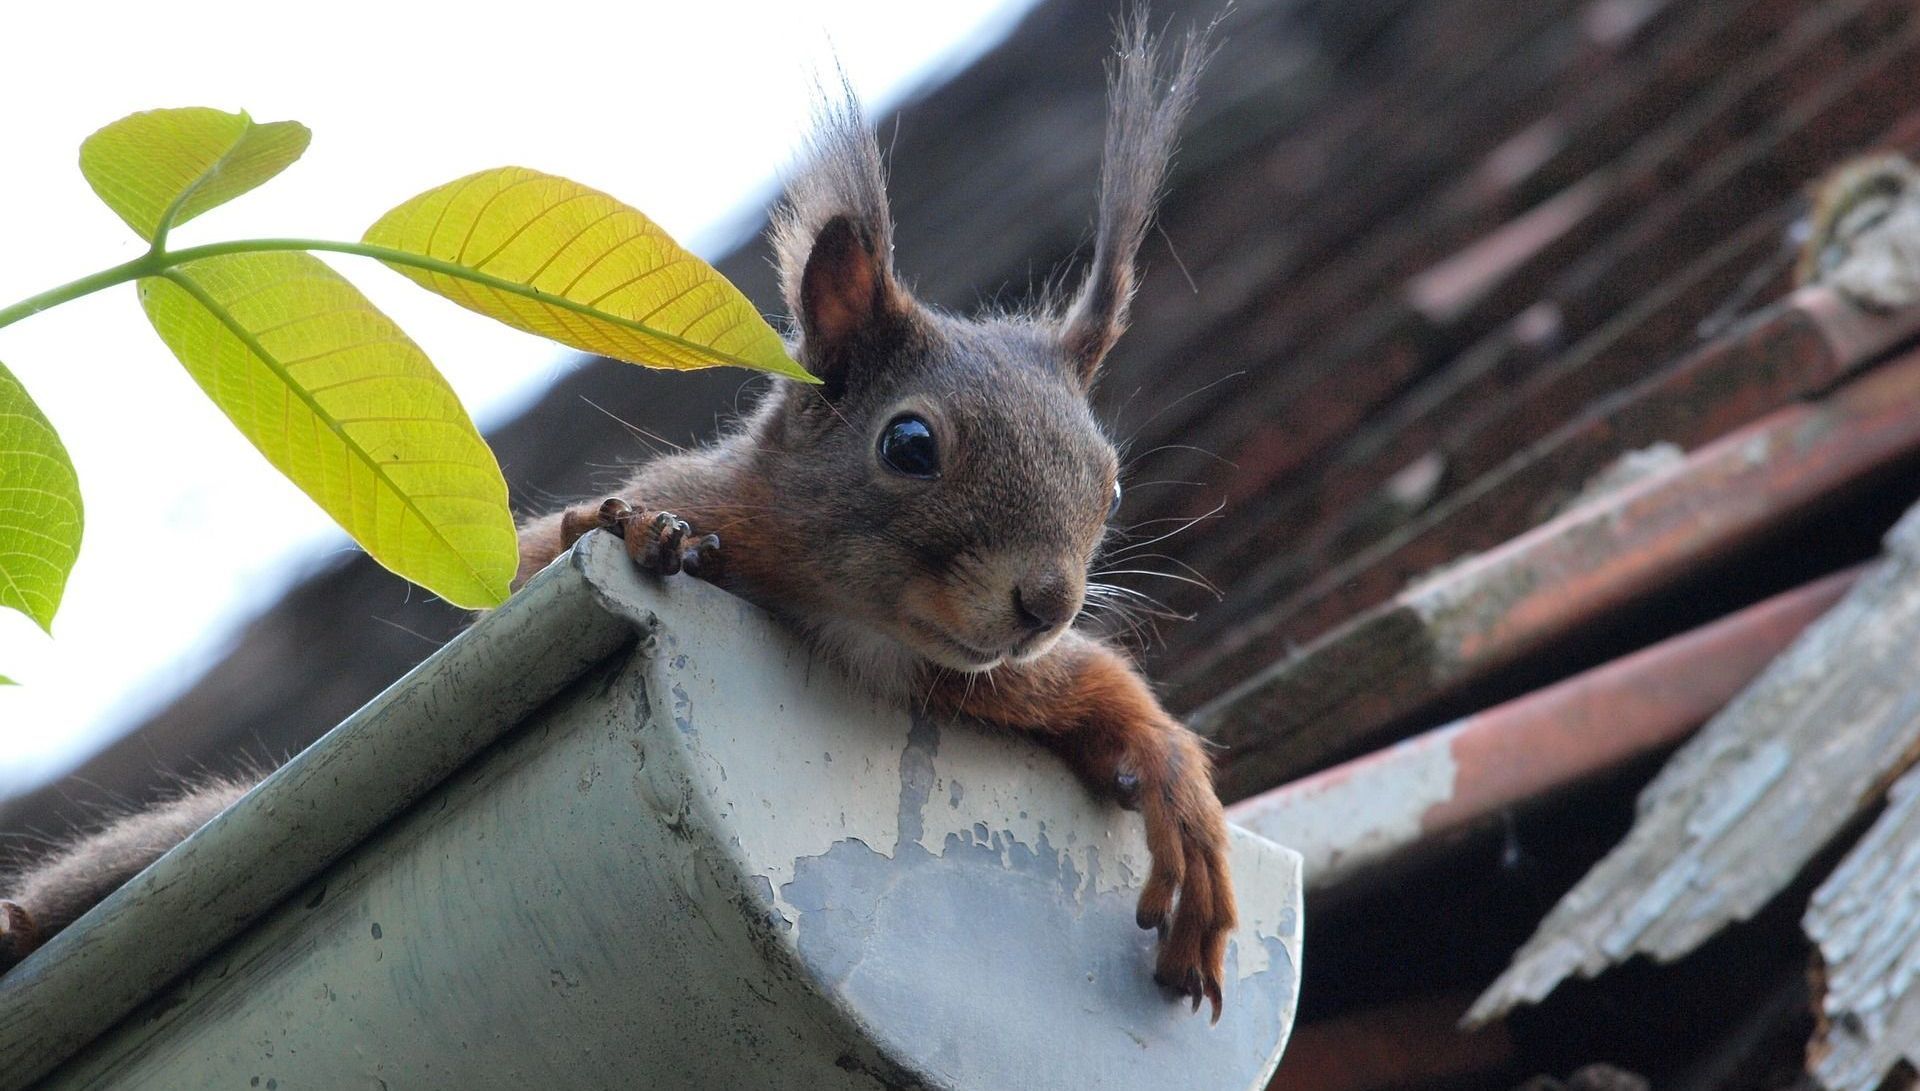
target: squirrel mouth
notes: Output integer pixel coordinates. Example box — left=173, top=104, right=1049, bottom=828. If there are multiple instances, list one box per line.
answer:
left=909, top=619, right=1006, bottom=670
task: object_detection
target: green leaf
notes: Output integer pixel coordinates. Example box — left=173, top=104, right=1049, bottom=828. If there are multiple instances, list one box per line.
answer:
left=0, top=360, right=83, bottom=633
left=139, top=251, right=515, bottom=608
left=364, top=167, right=812, bottom=382
left=81, top=108, right=310, bottom=244
left=0, top=676, right=14, bottom=686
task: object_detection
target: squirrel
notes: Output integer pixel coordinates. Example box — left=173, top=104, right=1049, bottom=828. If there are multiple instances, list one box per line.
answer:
left=0, top=21, right=1236, bottom=1021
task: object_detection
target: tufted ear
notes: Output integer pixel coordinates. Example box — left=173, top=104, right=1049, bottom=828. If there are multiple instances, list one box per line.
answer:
left=773, top=88, right=907, bottom=390
left=1060, top=16, right=1213, bottom=384
left=797, top=214, right=892, bottom=363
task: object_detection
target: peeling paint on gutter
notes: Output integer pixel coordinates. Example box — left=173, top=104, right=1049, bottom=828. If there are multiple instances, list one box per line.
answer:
left=0, top=532, right=1303, bottom=1090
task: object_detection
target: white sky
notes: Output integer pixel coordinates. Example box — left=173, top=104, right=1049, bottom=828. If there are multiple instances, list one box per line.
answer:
left=0, top=0, right=1036, bottom=796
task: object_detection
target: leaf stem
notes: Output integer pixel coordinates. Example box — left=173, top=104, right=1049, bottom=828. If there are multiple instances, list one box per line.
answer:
left=0, top=238, right=539, bottom=334
left=0, top=236, right=813, bottom=381
left=0, top=253, right=164, bottom=331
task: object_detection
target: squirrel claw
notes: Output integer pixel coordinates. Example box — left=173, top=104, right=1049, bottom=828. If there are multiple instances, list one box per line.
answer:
left=1136, top=900, right=1167, bottom=933
left=595, top=497, right=636, bottom=529
left=589, top=499, right=720, bottom=581
left=0, top=899, right=39, bottom=973
left=682, top=533, right=723, bottom=580
left=642, top=512, right=694, bottom=575
left=1154, top=963, right=1223, bottom=1024
left=1132, top=733, right=1235, bottom=1025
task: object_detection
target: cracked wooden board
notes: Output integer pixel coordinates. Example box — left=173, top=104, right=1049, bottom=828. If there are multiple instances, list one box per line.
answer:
left=1805, top=762, right=1920, bottom=1091
left=1229, top=568, right=1854, bottom=893
left=1467, top=499, right=1920, bottom=1026
left=1192, top=350, right=1920, bottom=799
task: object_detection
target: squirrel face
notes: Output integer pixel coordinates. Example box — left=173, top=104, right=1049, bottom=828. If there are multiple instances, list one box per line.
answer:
left=757, top=64, right=1201, bottom=674
left=770, top=301, right=1120, bottom=672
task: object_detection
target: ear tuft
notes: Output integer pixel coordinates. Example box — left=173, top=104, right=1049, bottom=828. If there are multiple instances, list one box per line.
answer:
left=772, top=78, right=905, bottom=384
left=1060, top=12, right=1217, bottom=383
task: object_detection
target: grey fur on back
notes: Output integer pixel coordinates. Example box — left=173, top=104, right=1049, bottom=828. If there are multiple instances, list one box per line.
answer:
left=0, top=12, right=1216, bottom=973
left=4, top=777, right=249, bottom=939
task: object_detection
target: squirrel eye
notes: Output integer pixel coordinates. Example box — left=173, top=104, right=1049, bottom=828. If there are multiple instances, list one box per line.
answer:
left=878, top=414, right=940, bottom=478
left=1108, top=479, right=1123, bottom=519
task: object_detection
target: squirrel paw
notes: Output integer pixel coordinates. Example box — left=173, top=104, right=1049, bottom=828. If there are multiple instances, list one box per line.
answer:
left=592, top=498, right=723, bottom=579
left=1131, top=745, right=1235, bottom=1023
left=0, top=899, right=40, bottom=973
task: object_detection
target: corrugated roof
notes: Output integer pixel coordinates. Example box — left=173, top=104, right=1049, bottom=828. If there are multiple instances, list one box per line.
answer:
left=13, top=0, right=1920, bottom=1086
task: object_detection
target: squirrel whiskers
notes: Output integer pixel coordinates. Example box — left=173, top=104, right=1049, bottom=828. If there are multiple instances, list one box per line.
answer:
left=2, top=13, right=1239, bottom=1022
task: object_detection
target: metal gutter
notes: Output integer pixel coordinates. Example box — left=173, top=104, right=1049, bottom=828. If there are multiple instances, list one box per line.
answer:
left=0, top=544, right=633, bottom=1088
left=0, top=532, right=1302, bottom=1090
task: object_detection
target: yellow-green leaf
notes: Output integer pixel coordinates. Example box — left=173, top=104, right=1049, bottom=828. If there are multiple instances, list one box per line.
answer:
left=364, top=167, right=813, bottom=382
left=81, top=108, right=310, bottom=243
left=0, top=360, right=82, bottom=633
left=139, top=252, right=514, bottom=608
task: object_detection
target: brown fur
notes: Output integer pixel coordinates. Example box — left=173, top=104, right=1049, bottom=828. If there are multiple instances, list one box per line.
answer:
left=2, top=17, right=1233, bottom=1016
left=526, top=16, right=1234, bottom=1018
left=925, top=632, right=1235, bottom=1017
left=0, top=776, right=250, bottom=967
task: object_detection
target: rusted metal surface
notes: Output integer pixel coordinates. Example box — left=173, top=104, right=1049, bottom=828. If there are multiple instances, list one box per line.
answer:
left=1228, top=568, right=1856, bottom=891
left=1804, top=762, right=1920, bottom=1091
left=1190, top=350, right=1920, bottom=801
left=1467, top=498, right=1920, bottom=1026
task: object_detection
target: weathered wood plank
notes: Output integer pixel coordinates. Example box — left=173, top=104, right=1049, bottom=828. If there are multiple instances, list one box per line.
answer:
left=1164, top=252, right=1874, bottom=688
left=1466, top=498, right=1920, bottom=1025
left=1228, top=569, right=1855, bottom=892
left=1269, top=993, right=1514, bottom=1091
left=1804, top=763, right=1920, bottom=1091
left=1190, top=350, right=1920, bottom=799
left=1133, top=0, right=1920, bottom=589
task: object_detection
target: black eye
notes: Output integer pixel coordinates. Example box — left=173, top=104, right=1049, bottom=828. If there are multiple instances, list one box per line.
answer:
left=1108, top=479, right=1123, bottom=519
left=878, top=414, right=940, bottom=478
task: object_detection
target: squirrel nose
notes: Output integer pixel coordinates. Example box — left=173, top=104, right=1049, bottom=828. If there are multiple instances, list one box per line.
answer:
left=1013, top=577, right=1076, bottom=633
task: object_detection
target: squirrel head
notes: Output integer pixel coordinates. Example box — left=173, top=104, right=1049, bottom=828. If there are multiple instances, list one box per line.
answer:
left=754, top=21, right=1210, bottom=674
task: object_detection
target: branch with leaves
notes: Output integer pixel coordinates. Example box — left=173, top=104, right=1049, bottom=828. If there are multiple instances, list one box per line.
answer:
left=0, top=108, right=813, bottom=682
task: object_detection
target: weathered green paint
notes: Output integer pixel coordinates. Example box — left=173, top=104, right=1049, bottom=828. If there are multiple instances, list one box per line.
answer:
left=6, top=532, right=1302, bottom=1089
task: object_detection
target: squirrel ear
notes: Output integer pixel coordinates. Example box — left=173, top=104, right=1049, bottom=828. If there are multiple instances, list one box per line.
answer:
left=799, top=215, right=889, bottom=360
left=1060, top=16, right=1213, bottom=383
left=773, top=86, right=905, bottom=390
